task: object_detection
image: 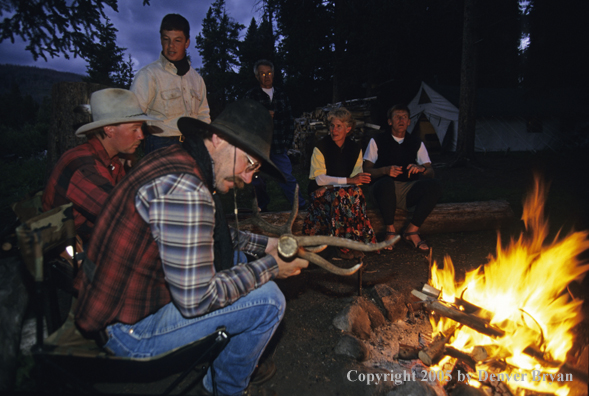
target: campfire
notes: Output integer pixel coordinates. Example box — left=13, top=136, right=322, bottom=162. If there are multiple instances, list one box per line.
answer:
left=414, top=176, right=589, bottom=395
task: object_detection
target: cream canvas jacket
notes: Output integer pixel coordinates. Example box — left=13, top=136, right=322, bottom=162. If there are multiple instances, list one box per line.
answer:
left=131, top=53, right=211, bottom=137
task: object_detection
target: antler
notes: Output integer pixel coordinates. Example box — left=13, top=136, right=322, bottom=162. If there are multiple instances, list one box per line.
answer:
left=250, top=185, right=399, bottom=276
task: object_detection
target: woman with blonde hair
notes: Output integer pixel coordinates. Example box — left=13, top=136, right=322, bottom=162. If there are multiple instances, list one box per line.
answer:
left=302, top=107, right=376, bottom=259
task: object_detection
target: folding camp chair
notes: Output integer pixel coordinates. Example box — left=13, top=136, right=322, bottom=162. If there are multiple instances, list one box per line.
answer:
left=16, top=202, right=230, bottom=395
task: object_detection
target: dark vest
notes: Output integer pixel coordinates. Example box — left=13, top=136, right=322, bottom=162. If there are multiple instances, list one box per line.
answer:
left=308, top=136, right=361, bottom=195
left=75, top=145, right=208, bottom=332
left=373, top=132, right=422, bottom=182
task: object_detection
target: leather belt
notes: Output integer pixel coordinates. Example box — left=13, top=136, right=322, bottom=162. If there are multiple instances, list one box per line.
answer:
left=152, top=135, right=185, bottom=142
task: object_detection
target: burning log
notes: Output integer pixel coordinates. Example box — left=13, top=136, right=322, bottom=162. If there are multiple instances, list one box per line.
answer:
left=444, top=346, right=477, bottom=371
left=234, top=200, right=514, bottom=236
left=416, top=286, right=589, bottom=386
left=470, top=345, right=503, bottom=362
left=411, top=290, right=505, bottom=338
left=418, top=325, right=458, bottom=366
left=395, top=344, right=420, bottom=360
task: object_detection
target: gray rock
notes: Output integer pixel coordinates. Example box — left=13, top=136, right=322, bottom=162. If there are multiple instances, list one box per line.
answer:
left=386, top=378, right=438, bottom=396
left=355, top=296, right=387, bottom=329
left=382, top=294, right=408, bottom=323
left=333, top=303, right=372, bottom=340
left=334, top=334, right=371, bottom=362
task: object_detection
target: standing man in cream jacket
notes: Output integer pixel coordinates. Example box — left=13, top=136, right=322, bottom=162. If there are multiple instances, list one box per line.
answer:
left=131, top=13, right=210, bottom=154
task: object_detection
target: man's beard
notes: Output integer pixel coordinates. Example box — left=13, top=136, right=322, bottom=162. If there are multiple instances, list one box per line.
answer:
left=224, top=176, right=245, bottom=189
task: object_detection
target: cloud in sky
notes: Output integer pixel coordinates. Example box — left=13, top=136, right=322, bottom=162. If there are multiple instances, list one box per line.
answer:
left=0, top=0, right=261, bottom=75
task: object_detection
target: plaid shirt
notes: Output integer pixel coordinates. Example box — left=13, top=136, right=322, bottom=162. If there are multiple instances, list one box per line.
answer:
left=135, top=173, right=276, bottom=317
left=75, top=145, right=278, bottom=333
left=42, top=137, right=125, bottom=243
left=245, top=86, right=294, bottom=154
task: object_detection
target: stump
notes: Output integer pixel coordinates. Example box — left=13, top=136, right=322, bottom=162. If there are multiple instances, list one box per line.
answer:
left=48, top=82, right=108, bottom=175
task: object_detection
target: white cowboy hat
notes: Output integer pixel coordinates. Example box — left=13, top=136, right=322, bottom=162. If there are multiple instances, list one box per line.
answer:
left=75, top=88, right=158, bottom=136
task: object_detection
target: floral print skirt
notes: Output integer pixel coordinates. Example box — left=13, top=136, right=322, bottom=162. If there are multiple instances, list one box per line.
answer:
left=302, top=185, right=376, bottom=245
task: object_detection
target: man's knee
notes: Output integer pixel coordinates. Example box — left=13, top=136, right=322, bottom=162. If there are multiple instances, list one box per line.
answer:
left=258, top=281, right=286, bottom=321
left=371, top=177, right=396, bottom=198
left=426, top=178, right=443, bottom=200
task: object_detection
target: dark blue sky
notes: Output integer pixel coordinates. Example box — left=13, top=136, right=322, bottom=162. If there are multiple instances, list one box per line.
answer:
left=0, top=0, right=260, bottom=75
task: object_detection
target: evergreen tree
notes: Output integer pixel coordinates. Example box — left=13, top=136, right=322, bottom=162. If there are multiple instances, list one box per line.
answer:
left=0, top=0, right=150, bottom=61
left=237, top=15, right=276, bottom=96
left=80, top=18, right=134, bottom=88
left=195, top=0, right=244, bottom=118
left=274, top=0, right=335, bottom=114
left=237, top=19, right=262, bottom=95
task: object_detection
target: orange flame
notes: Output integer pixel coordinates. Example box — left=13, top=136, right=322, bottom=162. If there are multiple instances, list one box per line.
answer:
left=430, top=176, right=589, bottom=395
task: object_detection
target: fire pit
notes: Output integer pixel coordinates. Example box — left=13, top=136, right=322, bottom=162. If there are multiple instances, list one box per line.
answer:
left=333, top=177, right=589, bottom=396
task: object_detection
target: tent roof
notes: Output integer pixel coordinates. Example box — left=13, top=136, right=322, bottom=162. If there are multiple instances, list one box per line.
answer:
left=426, top=83, right=583, bottom=117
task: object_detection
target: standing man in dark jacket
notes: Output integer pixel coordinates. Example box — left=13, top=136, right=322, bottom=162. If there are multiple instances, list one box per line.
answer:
left=245, top=59, right=305, bottom=211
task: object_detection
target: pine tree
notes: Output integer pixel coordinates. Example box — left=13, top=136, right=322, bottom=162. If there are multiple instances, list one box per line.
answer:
left=0, top=0, right=150, bottom=61
left=237, top=14, right=276, bottom=96
left=80, top=18, right=134, bottom=88
left=195, top=0, right=244, bottom=118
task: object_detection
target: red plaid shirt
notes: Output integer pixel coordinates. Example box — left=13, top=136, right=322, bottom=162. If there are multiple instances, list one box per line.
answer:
left=75, top=146, right=200, bottom=332
left=42, top=138, right=125, bottom=243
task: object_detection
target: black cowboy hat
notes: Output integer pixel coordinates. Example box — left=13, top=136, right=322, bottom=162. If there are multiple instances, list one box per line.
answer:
left=178, top=99, right=285, bottom=182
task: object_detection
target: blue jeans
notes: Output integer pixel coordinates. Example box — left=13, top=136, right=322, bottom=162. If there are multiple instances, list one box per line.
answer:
left=253, top=151, right=306, bottom=210
left=103, top=253, right=285, bottom=396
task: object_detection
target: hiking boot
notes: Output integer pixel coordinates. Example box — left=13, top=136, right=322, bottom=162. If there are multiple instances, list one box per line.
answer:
left=250, top=357, right=277, bottom=385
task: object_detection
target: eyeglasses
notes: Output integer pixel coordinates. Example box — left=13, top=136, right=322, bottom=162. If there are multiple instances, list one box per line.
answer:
left=259, top=72, right=273, bottom=78
left=245, top=153, right=262, bottom=173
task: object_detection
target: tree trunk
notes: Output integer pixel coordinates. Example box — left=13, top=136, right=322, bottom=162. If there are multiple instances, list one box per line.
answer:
left=47, top=82, right=107, bottom=179
left=455, top=0, right=477, bottom=165
left=332, top=0, right=344, bottom=103
left=231, top=200, right=514, bottom=236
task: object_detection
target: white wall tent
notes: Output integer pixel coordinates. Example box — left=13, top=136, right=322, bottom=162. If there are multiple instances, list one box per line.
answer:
left=406, top=81, right=562, bottom=152
left=407, top=82, right=459, bottom=150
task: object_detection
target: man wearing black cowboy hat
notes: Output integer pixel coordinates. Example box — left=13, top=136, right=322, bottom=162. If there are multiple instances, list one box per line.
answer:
left=74, top=99, right=308, bottom=396
left=42, top=88, right=157, bottom=245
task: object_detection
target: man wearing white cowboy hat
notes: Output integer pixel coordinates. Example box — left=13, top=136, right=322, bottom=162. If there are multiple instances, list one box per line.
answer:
left=74, top=99, right=308, bottom=396
left=42, top=88, right=157, bottom=245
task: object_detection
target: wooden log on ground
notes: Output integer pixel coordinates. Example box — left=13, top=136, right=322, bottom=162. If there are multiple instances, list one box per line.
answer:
left=232, top=200, right=514, bottom=236
left=418, top=325, right=458, bottom=366
left=411, top=290, right=505, bottom=338
left=444, top=346, right=477, bottom=371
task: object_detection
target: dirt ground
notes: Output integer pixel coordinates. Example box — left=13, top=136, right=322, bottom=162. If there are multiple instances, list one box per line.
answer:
left=24, top=151, right=589, bottom=395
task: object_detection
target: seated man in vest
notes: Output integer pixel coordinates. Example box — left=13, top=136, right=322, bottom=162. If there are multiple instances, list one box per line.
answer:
left=363, top=104, right=442, bottom=251
left=74, top=100, right=308, bottom=396
left=42, top=88, right=155, bottom=245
